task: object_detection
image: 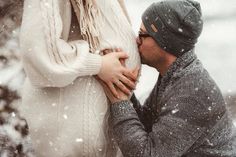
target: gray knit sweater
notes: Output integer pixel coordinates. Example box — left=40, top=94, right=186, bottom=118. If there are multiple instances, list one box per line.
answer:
left=110, top=50, right=236, bottom=157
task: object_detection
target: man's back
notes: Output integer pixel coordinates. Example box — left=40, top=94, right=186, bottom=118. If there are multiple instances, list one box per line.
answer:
left=158, top=51, right=236, bottom=156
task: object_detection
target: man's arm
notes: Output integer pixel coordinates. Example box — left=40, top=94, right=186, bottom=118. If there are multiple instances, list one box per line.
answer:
left=110, top=97, right=205, bottom=157
left=130, top=94, right=154, bottom=132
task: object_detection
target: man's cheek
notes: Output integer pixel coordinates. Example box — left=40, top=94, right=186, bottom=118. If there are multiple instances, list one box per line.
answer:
left=138, top=46, right=143, bottom=54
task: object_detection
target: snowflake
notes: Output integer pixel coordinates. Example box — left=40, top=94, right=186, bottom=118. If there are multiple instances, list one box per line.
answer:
left=49, top=141, right=53, bottom=146
left=208, top=106, right=212, bottom=111
left=64, top=106, right=69, bottom=110
left=171, top=109, right=179, bottom=114
left=98, top=148, right=103, bottom=152
left=76, top=138, right=83, bottom=143
left=63, top=114, right=68, bottom=120
left=178, top=28, right=183, bottom=32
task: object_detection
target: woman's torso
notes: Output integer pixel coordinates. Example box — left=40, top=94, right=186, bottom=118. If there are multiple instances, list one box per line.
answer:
left=19, top=0, right=140, bottom=156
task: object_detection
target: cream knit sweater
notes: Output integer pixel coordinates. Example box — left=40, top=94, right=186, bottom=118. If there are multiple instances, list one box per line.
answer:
left=19, top=0, right=140, bottom=156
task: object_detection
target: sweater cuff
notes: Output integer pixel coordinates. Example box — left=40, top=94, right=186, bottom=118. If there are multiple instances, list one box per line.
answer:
left=110, top=100, right=135, bottom=118
left=81, top=52, right=102, bottom=75
left=71, top=40, right=102, bottom=76
left=72, top=51, right=102, bottom=76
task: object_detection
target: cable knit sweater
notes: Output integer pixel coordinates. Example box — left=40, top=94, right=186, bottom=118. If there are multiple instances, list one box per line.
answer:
left=18, top=0, right=140, bottom=156
left=110, top=51, right=236, bottom=157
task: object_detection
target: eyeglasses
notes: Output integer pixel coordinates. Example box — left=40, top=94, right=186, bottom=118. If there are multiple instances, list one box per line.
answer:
left=138, top=31, right=151, bottom=45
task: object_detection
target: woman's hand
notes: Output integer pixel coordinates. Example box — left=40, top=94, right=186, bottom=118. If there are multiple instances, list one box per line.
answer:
left=97, top=67, right=139, bottom=104
left=97, top=51, right=137, bottom=98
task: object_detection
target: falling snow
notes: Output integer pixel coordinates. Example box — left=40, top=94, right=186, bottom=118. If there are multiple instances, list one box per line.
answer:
left=178, top=28, right=183, bottom=32
left=63, top=114, right=68, bottom=120
left=75, top=138, right=83, bottom=143
left=0, top=0, right=236, bottom=156
left=208, top=106, right=212, bottom=111
left=171, top=109, right=179, bottom=114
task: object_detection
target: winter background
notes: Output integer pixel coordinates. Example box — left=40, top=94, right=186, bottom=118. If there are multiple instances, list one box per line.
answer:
left=0, top=0, right=236, bottom=155
left=125, top=0, right=236, bottom=122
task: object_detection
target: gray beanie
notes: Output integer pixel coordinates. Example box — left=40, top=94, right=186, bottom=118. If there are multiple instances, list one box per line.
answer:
left=142, top=0, right=203, bottom=57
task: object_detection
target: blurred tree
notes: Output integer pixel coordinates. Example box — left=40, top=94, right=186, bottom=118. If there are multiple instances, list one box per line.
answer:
left=0, top=0, right=24, bottom=46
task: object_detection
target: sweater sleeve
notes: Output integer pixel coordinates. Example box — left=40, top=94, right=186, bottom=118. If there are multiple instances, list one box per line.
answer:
left=20, top=0, right=101, bottom=88
left=131, top=94, right=153, bottom=132
left=110, top=99, right=205, bottom=157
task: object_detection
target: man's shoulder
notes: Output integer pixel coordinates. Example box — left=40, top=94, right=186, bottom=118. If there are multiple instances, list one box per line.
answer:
left=168, top=71, right=225, bottom=108
left=173, top=63, right=222, bottom=96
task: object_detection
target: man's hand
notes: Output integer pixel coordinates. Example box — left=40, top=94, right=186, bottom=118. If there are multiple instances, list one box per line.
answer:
left=98, top=78, right=129, bottom=104
left=98, top=49, right=137, bottom=98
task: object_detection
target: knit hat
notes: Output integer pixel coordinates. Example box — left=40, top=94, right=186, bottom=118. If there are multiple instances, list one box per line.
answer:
left=142, top=0, right=203, bottom=57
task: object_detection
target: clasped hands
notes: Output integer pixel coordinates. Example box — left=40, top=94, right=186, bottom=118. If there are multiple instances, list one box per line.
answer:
left=97, top=48, right=139, bottom=104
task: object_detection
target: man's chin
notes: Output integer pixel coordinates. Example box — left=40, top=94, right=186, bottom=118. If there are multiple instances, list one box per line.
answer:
left=140, top=58, right=153, bottom=67
left=139, top=52, right=151, bottom=65
left=140, top=56, right=147, bottom=65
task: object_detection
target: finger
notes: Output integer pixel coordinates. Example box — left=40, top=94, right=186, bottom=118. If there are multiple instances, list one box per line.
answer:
left=102, top=49, right=113, bottom=55
left=119, top=59, right=126, bottom=67
left=123, top=69, right=137, bottom=81
left=119, top=75, right=136, bottom=90
left=107, top=82, right=119, bottom=98
left=116, top=52, right=129, bottom=59
left=100, top=49, right=106, bottom=55
left=115, top=48, right=122, bottom=52
left=103, top=49, right=110, bottom=55
left=103, top=82, right=115, bottom=99
left=96, top=77, right=119, bottom=101
left=94, top=75, right=100, bottom=81
left=114, top=80, right=131, bottom=95
left=94, top=76, right=104, bottom=84
left=96, top=78, right=110, bottom=94
left=96, top=77, right=108, bottom=89
left=132, top=66, right=140, bottom=78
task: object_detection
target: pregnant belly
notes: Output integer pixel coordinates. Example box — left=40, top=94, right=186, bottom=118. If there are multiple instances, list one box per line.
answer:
left=99, top=27, right=141, bottom=70
left=20, top=77, right=108, bottom=157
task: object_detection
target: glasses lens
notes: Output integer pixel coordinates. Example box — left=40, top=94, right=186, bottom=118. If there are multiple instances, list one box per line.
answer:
left=139, top=31, right=150, bottom=37
left=138, top=31, right=150, bottom=44
left=138, top=32, right=143, bottom=44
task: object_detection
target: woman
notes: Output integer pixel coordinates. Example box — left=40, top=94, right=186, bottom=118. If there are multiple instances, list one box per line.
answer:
left=19, top=0, right=140, bottom=156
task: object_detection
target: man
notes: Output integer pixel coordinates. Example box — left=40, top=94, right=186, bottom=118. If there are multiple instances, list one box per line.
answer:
left=101, top=0, right=236, bottom=156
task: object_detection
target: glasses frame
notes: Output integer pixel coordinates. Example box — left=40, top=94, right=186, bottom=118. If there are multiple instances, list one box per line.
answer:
left=138, top=31, right=151, bottom=45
